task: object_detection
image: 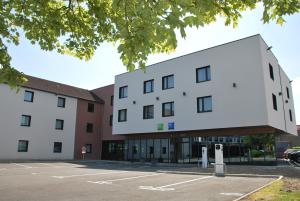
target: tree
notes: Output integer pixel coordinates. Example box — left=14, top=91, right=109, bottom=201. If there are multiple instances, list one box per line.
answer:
left=1, top=0, right=299, bottom=88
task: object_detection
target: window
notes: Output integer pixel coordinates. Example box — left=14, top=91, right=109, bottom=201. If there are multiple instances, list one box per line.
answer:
left=53, top=142, right=62, bottom=153
left=144, top=79, right=154, bottom=94
left=57, top=97, right=66, bottom=108
left=86, top=144, right=92, bottom=153
left=88, top=103, right=94, bottom=112
left=24, top=91, right=34, bottom=102
left=149, top=146, right=154, bottom=154
left=197, top=96, right=212, bottom=113
left=21, top=115, right=31, bottom=126
left=18, top=140, right=29, bottom=152
left=162, top=75, right=174, bottom=90
left=162, top=147, right=167, bottom=154
left=272, top=94, right=277, bottom=111
left=286, top=87, right=290, bottom=99
left=269, top=63, right=274, bottom=80
left=119, top=86, right=128, bottom=99
left=110, top=96, right=114, bottom=106
left=86, top=123, right=93, bottom=133
left=196, top=66, right=211, bottom=83
left=162, top=102, right=174, bottom=117
left=143, top=105, right=154, bottom=119
left=55, top=119, right=64, bottom=130
left=289, top=109, right=293, bottom=122
left=109, top=115, right=113, bottom=126
left=118, top=109, right=127, bottom=122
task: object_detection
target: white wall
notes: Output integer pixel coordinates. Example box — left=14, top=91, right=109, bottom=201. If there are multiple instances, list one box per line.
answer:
left=258, top=37, right=297, bottom=135
left=0, top=84, right=77, bottom=159
left=113, top=35, right=275, bottom=135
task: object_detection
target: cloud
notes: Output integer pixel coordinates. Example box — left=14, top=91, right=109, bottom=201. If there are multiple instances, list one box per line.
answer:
left=292, top=76, right=300, bottom=124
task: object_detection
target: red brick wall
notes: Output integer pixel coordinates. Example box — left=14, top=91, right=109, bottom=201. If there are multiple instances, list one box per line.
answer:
left=92, top=85, right=126, bottom=141
left=74, top=99, right=103, bottom=159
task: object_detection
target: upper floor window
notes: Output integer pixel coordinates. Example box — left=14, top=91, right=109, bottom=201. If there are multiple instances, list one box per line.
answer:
left=196, top=66, right=211, bottom=83
left=144, top=79, right=154, bottom=94
left=55, top=119, right=64, bottom=130
left=21, top=115, right=31, bottom=126
left=162, top=75, right=174, bottom=90
left=88, top=103, right=94, bottom=112
left=119, top=86, right=128, bottom=99
left=18, top=140, right=29, bottom=152
left=197, top=96, right=212, bottom=113
left=272, top=93, right=277, bottom=111
left=289, top=109, right=293, bottom=122
left=24, top=91, right=34, bottom=102
left=143, top=105, right=154, bottom=119
left=118, top=109, right=127, bottom=122
left=269, top=64, right=274, bottom=81
left=110, top=96, right=114, bottom=106
left=109, top=115, right=113, bottom=126
left=86, top=144, right=92, bottom=153
left=86, top=123, right=94, bottom=133
left=286, top=87, right=290, bottom=99
left=53, top=142, right=62, bottom=153
left=57, top=97, right=66, bottom=108
left=162, top=102, right=174, bottom=117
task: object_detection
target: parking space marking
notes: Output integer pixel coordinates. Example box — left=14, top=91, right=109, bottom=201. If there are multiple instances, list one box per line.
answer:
left=52, top=171, right=129, bottom=179
left=87, top=173, right=164, bottom=185
left=220, top=193, right=243, bottom=196
left=12, top=163, right=33, bottom=169
left=37, top=163, right=60, bottom=168
left=139, top=176, right=213, bottom=191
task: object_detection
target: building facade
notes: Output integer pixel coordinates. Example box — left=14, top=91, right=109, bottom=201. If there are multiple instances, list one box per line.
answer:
left=0, top=34, right=297, bottom=162
left=0, top=76, right=103, bottom=160
left=112, top=35, right=297, bottom=163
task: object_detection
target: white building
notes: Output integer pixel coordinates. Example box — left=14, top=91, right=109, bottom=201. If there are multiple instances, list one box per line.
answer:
left=0, top=76, right=102, bottom=160
left=113, top=34, right=297, bottom=136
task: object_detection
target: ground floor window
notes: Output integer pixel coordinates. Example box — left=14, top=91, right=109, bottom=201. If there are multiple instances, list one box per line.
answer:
left=101, top=134, right=276, bottom=164
left=53, top=142, right=62, bottom=153
left=18, top=140, right=29, bottom=152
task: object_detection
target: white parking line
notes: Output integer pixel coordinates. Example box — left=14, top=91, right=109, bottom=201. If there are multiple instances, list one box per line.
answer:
left=52, top=171, right=129, bottom=179
left=139, top=176, right=213, bottom=191
left=37, top=163, right=60, bottom=168
left=87, top=173, right=164, bottom=185
left=12, top=163, right=33, bottom=169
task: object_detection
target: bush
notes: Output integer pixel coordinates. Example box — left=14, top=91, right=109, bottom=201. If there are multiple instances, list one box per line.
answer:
left=251, top=150, right=264, bottom=157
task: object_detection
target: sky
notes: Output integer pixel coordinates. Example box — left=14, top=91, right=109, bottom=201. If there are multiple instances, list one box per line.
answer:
left=6, top=6, right=300, bottom=124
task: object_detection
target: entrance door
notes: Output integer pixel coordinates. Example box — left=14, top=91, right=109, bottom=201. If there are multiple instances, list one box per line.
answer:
left=171, top=137, right=190, bottom=163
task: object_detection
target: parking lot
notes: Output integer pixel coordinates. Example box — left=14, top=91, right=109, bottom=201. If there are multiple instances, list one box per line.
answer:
left=0, top=161, right=277, bottom=201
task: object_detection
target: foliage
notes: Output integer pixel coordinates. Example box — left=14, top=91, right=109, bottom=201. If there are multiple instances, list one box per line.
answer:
left=1, top=0, right=300, bottom=88
left=243, top=134, right=275, bottom=148
left=250, top=149, right=264, bottom=157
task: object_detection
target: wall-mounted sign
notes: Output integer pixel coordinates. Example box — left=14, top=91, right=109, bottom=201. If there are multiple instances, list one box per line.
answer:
left=168, top=122, right=175, bottom=130
left=157, top=123, right=164, bottom=131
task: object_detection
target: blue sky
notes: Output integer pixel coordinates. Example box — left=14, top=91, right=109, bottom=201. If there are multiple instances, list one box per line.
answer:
left=6, top=7, right=300, bottom=124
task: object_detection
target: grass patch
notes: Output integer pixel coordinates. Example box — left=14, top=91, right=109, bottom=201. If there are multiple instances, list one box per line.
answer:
left=244, top=178, right=300, bottom=201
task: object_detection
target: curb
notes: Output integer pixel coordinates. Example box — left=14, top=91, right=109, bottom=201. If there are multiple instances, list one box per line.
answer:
left=156, top=170, right=280, bottom=178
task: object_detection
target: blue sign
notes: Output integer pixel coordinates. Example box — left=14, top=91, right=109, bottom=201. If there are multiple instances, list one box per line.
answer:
left=168, top=122, right=175, bottom=130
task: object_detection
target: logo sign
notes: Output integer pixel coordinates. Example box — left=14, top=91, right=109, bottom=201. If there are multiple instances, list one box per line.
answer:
left=81, top=146, right=87, bottom=154
left=168, top=122, right=175, bottom=130
left=157, top=123, right=164, bottom=131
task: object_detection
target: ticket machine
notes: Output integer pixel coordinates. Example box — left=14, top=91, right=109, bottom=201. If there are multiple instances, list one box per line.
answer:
left=202, top=147, right=208, bottom=168
left=215, top=144, right=225, bottom=176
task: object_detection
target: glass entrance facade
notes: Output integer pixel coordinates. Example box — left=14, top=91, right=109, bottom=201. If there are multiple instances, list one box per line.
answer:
left=121, top=135, right=276, bottom=164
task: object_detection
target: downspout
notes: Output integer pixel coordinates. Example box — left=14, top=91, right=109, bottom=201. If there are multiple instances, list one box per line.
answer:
left=278, top=65, right=287, bottom=132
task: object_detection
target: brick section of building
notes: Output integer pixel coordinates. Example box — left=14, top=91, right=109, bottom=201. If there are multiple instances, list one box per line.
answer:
left=73, top=99, right=103, bottom=159
left=92, top=85, right=125, bottom=141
